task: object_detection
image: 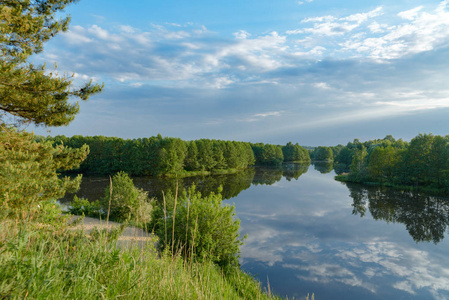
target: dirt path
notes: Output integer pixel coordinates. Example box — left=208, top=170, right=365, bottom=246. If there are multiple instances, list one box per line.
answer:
left=69, top=216, right=156, bottom=250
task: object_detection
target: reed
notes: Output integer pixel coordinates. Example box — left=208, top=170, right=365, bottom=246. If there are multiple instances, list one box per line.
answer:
left=0, top=211, right=285, bottom=299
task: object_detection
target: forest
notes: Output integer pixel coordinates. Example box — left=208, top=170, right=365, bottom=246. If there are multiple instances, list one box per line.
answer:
left=46, top=135, right=311, bottom=176
left=316, top=133, right=449, bottom=193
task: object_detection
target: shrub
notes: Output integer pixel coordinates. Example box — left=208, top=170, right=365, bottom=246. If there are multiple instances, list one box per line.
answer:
left=69, top=195, right=101, bottom=217
left=151, top=185, right=245, bottom=267
left=101, top=172, right=153, bottom=222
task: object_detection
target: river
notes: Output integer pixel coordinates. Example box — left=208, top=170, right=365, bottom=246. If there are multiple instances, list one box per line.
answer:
left=62, top=163, right=449, bottom=299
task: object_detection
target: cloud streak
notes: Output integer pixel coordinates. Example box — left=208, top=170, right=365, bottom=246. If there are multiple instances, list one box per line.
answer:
left=31, top=1, right=449, bottom=145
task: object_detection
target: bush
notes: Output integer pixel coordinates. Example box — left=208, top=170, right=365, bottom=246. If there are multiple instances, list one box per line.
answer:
left=100, top=172, right=153, bottom=222
left=69, top=195, right=101, bottom=217
left=151, top=185, right=245, bottom=267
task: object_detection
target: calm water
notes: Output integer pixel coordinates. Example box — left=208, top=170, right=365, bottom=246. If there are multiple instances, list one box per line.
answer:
left=64, top=164, right=449, bottom=300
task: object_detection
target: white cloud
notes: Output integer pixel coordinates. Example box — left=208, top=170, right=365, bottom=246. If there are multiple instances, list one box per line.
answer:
left=63, top=26, right=92, bottom=44
left=368, top=21, right=388, bottom=33
left=254, top=111, right=284, bottom=118
left=241, top=111, right=285, bottom=122
left=342, top=1, right=449, bottom=59
left=297, top=0, right=313, bottom=5
left=88, top=25, right=109, bottom=40
left=295, top=7, right=383, bottom=37
left=234, top=30, right=251, bottom=39
left=130, top=82, right=143, bottom=88
left=398, top=6, right=424, bottom=20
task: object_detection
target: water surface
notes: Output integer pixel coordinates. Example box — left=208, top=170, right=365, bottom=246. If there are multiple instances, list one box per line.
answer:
left=64, top=164, right=449, bottom=299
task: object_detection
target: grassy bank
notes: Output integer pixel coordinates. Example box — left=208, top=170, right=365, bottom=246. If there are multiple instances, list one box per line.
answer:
left=335, top=174, right=449, bottom=197
left=0, top=213, right=284, bottom=299
left=162, top=168, right=245, bottom=178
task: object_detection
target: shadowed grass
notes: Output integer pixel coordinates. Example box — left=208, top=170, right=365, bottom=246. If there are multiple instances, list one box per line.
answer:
left=0, top=216, right=285, bottom=299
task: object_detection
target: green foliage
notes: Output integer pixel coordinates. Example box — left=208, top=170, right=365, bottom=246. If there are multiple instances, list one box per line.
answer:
left=0, top=126, right=88, bottom=216
left=252, top=143, right=284, bottom=166
left=69, top=195, right=101, bottom=217
left=334, top=147, right=354, bottom=170
left=100, top=172, right=153, bottom=222
left=349, top=146, right=368, bottom=181
left=151, top=185, right=245, bottom=267
left=185, top=141, right=200, bottom=171
left=311, top=146, right=333, bottom=162
left=0, top=0, right=103, bottom=127
left=155, top=137, right=187, bottom=175
left=0, top=218, right=280, bottom=299
left=337, top=133, right=449, bottom=193
left=282, top=142, right=311, bottom=162
left=47, top=135, right=259, bottom=175
left=367, top=146, right=400, bottom=182
left=0, top=0, right=102, bottom=218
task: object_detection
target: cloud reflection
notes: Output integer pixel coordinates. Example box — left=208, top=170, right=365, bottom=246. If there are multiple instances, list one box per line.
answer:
left=236, top=168, right=449, bottom=299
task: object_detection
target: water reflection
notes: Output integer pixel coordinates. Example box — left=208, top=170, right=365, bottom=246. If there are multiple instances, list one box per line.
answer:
left=233, top=167, right=449, bottom=299
left=62, top=163, right=310, bottom=204
left=60, top=164, right=449, bottom=299
left=312, top=162, right=333, bottom=174
left=283, top=163, right=309, bottom=181
left=346, top=183, right=449, bottom=244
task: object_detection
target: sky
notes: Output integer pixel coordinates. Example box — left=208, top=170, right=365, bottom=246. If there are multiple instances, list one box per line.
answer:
left=31, top=0, right=449, bottom=146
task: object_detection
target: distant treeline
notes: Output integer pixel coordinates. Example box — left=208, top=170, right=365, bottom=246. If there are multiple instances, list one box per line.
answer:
left=326, top=133, right=449, bottom=191
left=47, top=135, right=310, bottom=176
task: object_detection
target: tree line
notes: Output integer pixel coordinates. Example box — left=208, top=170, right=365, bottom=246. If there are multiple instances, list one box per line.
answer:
left=330, top=134, right=449, bottom=192
left=47, top=135, right=311, bottom=176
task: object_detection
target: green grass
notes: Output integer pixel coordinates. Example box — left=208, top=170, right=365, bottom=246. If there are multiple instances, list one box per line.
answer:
left=335, top=174, right=449, bottom=197
left=0, top=215, right=286, bottom=299
left=161, top=168, right=244, bottom=178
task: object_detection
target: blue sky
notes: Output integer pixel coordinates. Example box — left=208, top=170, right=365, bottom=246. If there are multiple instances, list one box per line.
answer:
left=32, top=0, right=449, bottom=146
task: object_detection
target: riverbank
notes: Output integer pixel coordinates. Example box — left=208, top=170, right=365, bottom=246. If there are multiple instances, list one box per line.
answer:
left=335, top=174, right=449, bottom=197
left=1, top=213, right=284, bottom=299
left=161, top=167, right=245, bottom=178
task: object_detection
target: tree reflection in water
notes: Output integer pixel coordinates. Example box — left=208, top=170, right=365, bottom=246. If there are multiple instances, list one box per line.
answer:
left=313, top=161, right=334, bottom=174
left=346, top=183, right=449, bottom=244
left=63, top=163, right=311, bottom=205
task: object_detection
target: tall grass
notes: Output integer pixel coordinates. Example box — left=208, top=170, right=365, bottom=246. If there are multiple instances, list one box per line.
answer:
left=0, top=214, right=285, bottom=299
left=0, top=176, right=291, bottom=299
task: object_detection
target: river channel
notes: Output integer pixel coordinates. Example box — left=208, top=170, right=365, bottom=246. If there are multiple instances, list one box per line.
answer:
left=62, top=163, right=449, bottom=299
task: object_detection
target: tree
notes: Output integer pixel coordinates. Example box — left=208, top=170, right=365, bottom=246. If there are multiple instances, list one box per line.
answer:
left=0, top=127, right=88, bottom=216
left=349, top=146, right=368, bottom=181
left=100, top=172, right=153, bottom=222
left=312, top=146, right=333, bottom=162
left=0, top=1, right=102, bottom=215
left=1, top=1, right=103, bottom=126
left=400, top=133, right=433, bottom=186
left=367, top=146, right=400, bottom=182
left=185, top=141, right=200, bottom=171
left=151, top=185, right=245, bottom=267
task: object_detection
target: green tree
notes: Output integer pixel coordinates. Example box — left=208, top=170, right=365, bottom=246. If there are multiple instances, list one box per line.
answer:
left=151, top=186, right=245, bottom=267
left=0, top=0, right=103, bottom=126
left=429, top=135, right=449, bottom=186
left=0, top=1, right=102, bottom=216
left=196, top=139, right=216, bottom=171
left=0, top=127, right=88, bottom=216
left=101, top=171, right=153, bottom=222
left=282, top=142, right=310, bottom=162
left=349, top=146, right=368, bottom=181
left=185, top=141, right=200, bottom=171
left=400, top=133, right=433, bottom=186
left=367, top=146, right=400, bottom=182
left=312, top=146, right=333, bottom=162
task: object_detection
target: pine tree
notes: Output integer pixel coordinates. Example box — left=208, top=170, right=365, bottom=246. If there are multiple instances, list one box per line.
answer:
left=0, top=1, right=102, bottom=216
left=1, top=0, right=103, bottom=126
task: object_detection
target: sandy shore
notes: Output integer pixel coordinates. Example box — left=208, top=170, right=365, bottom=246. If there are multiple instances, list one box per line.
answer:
left=69, top=215, right=156, bottom=250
